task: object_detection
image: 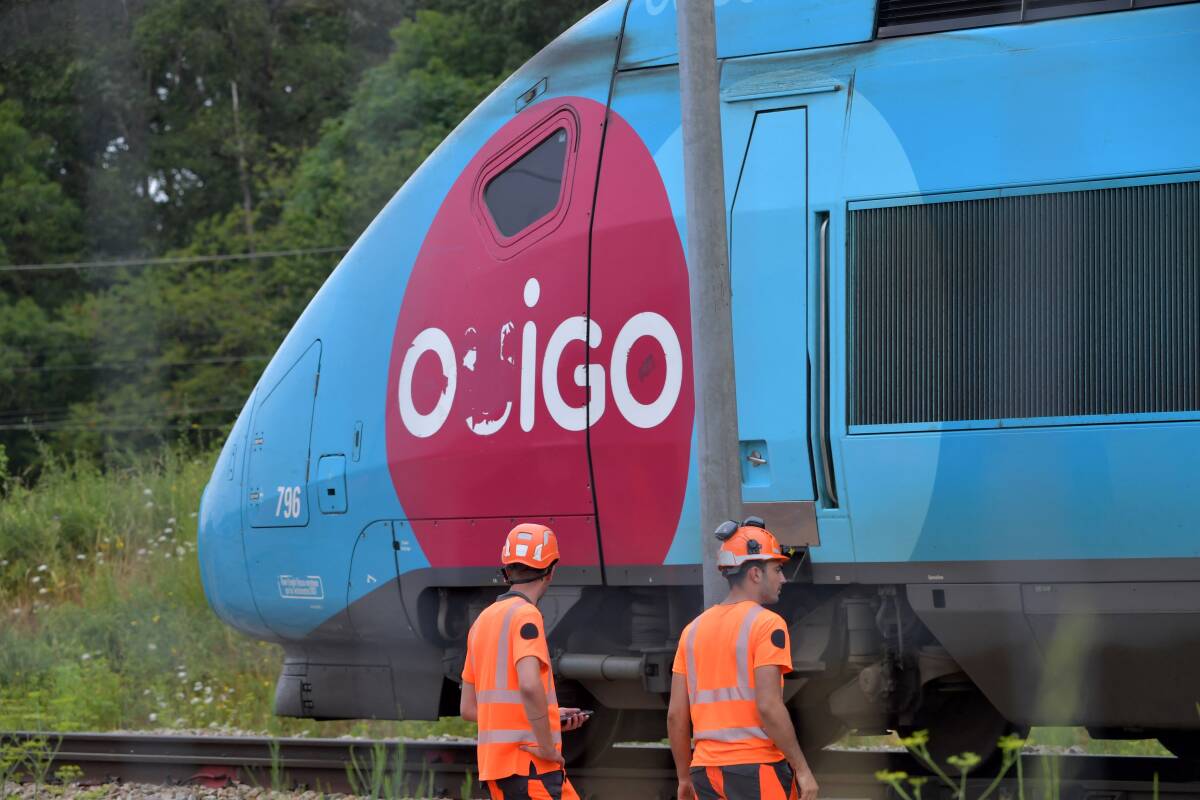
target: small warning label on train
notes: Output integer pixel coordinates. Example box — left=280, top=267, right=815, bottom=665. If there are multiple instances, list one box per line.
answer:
left=277, top=575, right=324, bottom=600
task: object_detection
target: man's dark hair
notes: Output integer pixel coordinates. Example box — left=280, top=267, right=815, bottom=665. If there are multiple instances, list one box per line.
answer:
left=723, top=561, right=764, bottom=588
left=504, top=562, right=554, bottom=585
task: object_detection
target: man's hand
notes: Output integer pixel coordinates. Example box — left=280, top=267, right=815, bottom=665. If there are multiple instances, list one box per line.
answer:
left=794, top=765, right=819, bottom=800
left=559, top=707, right=589, bottom=732
left=676, top=778, right=698, bottom=800
left=519, top=743, right=565, bottom=766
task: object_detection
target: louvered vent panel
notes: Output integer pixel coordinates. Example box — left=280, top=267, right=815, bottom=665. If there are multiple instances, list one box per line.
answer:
left=877, top=0, right=1199, bottom=37
left=849, top=181, right=1200, bottom=427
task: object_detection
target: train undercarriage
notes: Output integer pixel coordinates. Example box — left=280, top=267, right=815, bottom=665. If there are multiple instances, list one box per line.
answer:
left=272, top=568, right=1200, bottom=766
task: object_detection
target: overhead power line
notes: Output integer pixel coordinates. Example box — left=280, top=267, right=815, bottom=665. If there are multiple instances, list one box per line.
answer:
left=0, top=245, right=349, bottom=273
left=5, top=354, right=270, bottom=374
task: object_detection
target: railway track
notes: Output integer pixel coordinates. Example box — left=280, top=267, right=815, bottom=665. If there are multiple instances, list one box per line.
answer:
left=3, top=732, right=1199, bottom=798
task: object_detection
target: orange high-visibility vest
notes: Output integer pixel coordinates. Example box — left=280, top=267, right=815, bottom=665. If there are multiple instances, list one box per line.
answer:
left=463, top=592, right=562, bottom=781
left=672, top=600, right=793, bottom=767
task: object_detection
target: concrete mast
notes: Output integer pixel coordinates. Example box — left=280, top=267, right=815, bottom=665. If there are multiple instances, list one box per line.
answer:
left=676, top=0, right=741, bottom=607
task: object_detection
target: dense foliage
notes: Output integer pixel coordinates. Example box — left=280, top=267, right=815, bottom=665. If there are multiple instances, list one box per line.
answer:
left=0, top=0, right=596, bottom=475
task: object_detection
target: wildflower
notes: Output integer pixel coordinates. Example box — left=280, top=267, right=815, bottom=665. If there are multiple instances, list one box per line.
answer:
left=175, top=692, right=185, bottom=700
left=148, top=643, right=158, bottom=651
left=37, top=564, right=48, bottom=572
left=190, top=697, right=200, bottom=705
left=176, top=547, right=186, bottom=556
left=0, top=559, right=8, bottom=566
left=193, top=681, right=203, bottom=691
left=143, top=689, right=152, bottom=696
left=998, top=734, right=1027, bottom=753
left=143, top=488, right=153, bottom=496
left=148, top=713, right=158, bottom=722
left=164, top=527, right=174, bottom=534
left=947, top=752, right=982, bottom=772
left=158, top=536, right=167, bottom=542
left=81, top=653, right=91, bottom=661
left=31, top=575, right=41, bottom=583
left=204, top=696, right=213, bottom=705
left=137, top=548, right=147, bottom=556
left=165, top=553, right=172, bottom=559
left=167, top=517, right=176, bottom=525
left=145, top=501, right=155, bottom=508
left=38, top=588, right=48, bottom=595
left=898, top=729, right=930, bottom=749
left=76, top=554, right=86, bottom=560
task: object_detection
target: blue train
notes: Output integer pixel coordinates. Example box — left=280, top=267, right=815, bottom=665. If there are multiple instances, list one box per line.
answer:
left=199, top=0, right=1200, bottom=761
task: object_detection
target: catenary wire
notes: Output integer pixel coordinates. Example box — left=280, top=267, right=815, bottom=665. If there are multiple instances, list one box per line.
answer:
left=0, top=245, right=349, bottom=273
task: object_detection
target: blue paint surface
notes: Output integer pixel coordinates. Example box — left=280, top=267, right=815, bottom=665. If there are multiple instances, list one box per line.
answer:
left=200, top=0, right=1200, bottom=646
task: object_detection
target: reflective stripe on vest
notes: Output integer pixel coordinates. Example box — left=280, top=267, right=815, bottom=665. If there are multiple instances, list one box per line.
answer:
left=478, top=597, right=559, bottom=707
left=685, top=603, right=773, bottom=744
left=694, top=725, right=770, bottom=743
left=685, top=603, right=764, bottom=705
left=477, top=688, right=559, bottom=706
left=477, top=728, right=564, bottom=745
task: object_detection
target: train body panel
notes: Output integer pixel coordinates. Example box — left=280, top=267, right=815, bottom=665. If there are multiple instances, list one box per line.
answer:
left=198, top=0, right=1200, bottom=746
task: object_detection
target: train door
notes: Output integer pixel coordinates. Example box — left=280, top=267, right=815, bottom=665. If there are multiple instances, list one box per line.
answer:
left=383, top=100, right=613, bottom=582
left=243, top=340, right=334, bottom=638
left=729, top=108, right=819, bottom=546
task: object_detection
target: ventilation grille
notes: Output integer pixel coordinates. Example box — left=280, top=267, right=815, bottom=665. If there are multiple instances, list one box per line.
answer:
left=877, top=0, right=1198, bottom=38
left=849, top=180, right=1200, bottom=427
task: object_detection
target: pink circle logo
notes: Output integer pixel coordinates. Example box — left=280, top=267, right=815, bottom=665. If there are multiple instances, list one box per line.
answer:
left=385, top=97, right=693, bottom=568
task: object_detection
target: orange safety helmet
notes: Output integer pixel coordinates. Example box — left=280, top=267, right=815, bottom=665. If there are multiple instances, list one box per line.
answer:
left=714, top=517, right=788, bottom=571
left=501, top=522, right=560, bottom=572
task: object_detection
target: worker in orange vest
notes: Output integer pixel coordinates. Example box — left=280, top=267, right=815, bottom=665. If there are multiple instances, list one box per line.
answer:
left=460, top=523, right=589, bottom=800
left=668, top=517, right=820, bottom=800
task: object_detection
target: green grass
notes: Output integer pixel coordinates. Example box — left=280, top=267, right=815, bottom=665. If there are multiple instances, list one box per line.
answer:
left=0, top=446, right=469, bottom=739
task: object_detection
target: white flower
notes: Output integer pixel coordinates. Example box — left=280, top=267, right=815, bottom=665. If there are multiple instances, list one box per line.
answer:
left=167, top=517, right=176, bottom=524
left=175, top=692, right=185, bottom=700
left=176, top=671, right=187, bottom=679
left=147, top=643, right=157, bottom=651
left=103, top=537, right=111, bottom=543
left=175, top=547, right=185, bottom=556
left=31, top=576, right=41, bottom=584
left=204, top=696, right=213, bottom=705
left=137, top=548, right=147, bottom=556
left=189, top=512, right=198, bottom=518
left=76, top=554, right=86, bottom=560
left=143, top=488, right=153, bottom=496
left=204, top=685, right=213, bottom=694
left=193, top=681, right=203, bottom=691
left=143, top=688, right=152, bottom=696
left=37, top=564, right=48, bottom=572
left=38, top=588, right=48, bottom=595
left=158, top=536, right=167, bottom=542
left=164, top=527, right=174, bottom=534
left=145, top=501, right=155, bottom=508
left=0, top=559, right=8, bottom=566
left=81, top=653, right=91, bottom=661
left=164, top=553, right=172, bottom=559
left=189, top=697, right=199, bottom=705
left=148, top=713, right=158, bottom=722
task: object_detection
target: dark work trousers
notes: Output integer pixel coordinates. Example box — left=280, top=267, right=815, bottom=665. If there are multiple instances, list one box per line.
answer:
left=486, top=763, right=580, bottom=800
left=691, top=760, right=798, bottom=800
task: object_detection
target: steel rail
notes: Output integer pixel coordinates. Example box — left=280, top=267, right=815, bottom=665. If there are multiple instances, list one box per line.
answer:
left=3, top=733, right=1199, bottom=799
